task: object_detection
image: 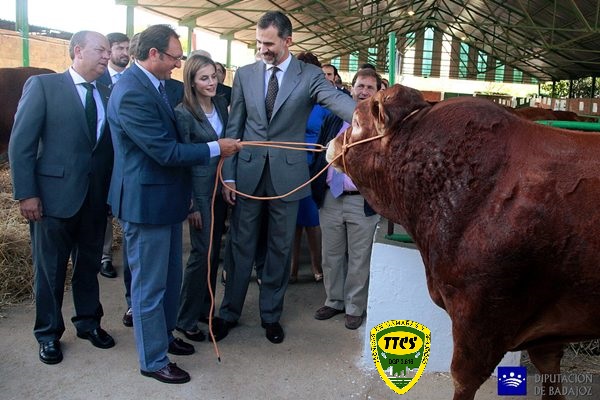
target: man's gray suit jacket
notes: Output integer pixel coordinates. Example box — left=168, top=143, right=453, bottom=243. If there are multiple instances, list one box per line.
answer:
left=223, top=56, right=356, bottom=202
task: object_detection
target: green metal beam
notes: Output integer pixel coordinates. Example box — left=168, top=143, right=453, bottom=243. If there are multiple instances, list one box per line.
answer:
left=388, top=32, right=396, bottom=84
left=126, top=5, right=134, bottom=38
left=16, top=0, right=29, bottom=67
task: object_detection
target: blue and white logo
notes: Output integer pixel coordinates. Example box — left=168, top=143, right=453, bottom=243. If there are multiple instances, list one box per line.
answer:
left=497, top=366, right=527, bottom=396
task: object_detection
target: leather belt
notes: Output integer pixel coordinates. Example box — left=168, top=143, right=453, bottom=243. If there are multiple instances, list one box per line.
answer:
left=342, top=191, right=360, bottom=196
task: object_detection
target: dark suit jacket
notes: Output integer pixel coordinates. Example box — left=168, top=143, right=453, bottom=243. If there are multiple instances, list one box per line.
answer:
left=9, top=71, right=113, bottom=217
left=216, top=83, right=231, bottom=107
left=224, top=56, right=356, bottom=202
left=97, top=69, right=112, bottom=88
left=107, top=63, right=212, bottom=225
left=175, top=95, right=228, bottom=205
left=166, top=78, right=184, bottom=107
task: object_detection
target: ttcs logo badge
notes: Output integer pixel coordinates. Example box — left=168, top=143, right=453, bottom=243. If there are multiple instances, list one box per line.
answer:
left=370, top=320, right=431, bottom=395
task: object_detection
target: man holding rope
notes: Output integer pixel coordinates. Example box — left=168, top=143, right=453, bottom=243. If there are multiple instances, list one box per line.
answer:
left=107, top=25, right=240, bottom=384
left=214, top=11, right=356, bottom=344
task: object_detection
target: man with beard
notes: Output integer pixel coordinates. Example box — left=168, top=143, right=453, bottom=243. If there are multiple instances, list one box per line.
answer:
left=97, top=32, right=130, bottom=279
left=214, top=11, right=356, bottom=345
left=98, top=32, right=130, bottom=89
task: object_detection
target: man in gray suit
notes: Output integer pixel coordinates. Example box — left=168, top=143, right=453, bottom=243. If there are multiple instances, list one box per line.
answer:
left=9, top=31, right=116, bottom=365
left=215, top=11, right=356, bottom=344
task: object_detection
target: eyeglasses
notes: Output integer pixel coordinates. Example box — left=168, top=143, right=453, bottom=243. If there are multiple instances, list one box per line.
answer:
left=160, top=50, right=187, bottom=62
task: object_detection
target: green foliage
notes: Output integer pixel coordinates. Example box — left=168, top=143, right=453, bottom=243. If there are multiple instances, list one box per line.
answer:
left=540, top=77, right=600, bottom=98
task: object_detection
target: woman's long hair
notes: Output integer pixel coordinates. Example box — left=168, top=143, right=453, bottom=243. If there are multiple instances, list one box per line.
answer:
left=182, top=54, right=216, bottom=121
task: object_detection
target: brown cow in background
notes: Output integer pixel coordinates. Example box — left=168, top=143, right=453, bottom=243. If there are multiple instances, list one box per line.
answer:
left=0, top=67, right=55, bottom=162
left=327, top=85, right=600, bottom=400
left=512, top=106, right=597, bottom=122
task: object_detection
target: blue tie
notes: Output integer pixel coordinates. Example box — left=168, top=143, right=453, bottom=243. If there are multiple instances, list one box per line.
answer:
left=158, top=82, right=171, bottom=110
left=330, top=169, right=345, bottom=198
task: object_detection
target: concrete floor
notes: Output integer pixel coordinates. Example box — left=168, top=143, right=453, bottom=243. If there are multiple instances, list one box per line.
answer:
left=0, top=222, right=594, bottom=399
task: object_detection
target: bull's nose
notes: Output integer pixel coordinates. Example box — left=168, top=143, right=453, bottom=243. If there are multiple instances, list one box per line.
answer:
left=325, top=140, right=337, bottom=163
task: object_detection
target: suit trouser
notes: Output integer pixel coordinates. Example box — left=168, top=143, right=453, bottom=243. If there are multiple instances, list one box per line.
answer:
left=319, top=191, right=379, bottom=316
left=120, top=220, right=182, bottom=372
left=177, top=194, right=227, bottom=330
left=219, top=164, right=299, bottom=324
left=101, top=216, right=113, bottom=263
left=31, top=199, right=106, bottom=342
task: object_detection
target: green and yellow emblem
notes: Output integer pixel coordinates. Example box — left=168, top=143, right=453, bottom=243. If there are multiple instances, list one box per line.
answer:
left=370, top=320, right=431, bottom=395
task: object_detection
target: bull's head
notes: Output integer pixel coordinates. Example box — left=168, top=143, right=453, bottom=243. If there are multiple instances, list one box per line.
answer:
left=324, top=84, right=430, bottom=220
left=326, top=84, right=429, bottom=173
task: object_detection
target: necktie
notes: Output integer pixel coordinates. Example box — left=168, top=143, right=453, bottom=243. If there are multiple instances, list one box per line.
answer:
left=158, top=82, right=172, bottom=110
left=265, top=66, right=279, bottom=121
left=330, top=169, right=345, bottom=198
left=81, top=82, right=97, bottom=144
left=113, top=72, right=121, bottom=83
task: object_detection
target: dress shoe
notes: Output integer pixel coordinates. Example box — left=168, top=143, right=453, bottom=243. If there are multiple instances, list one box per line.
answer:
left=77, top=327, right=115, bottom=349
left=207, top=317, right=237, bottom=342
left=314, top=305, right=344, bottom=320
left=39, top=340, right=63, bottom=364
left=168, top=337, right=195, bottom=355
left=122, top=308, right=133, bottom=327
left=141, top=362, right=190, bottom=384
left=345, top=314, right=363, bottom=330
left=175, top=327, right=205, bottom=342
left=100, top=260, right=117, bottom=278
left=261, top=321, right=284, bottom=344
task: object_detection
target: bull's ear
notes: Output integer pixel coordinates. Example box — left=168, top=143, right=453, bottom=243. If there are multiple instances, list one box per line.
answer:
left=385, top=85, right=429, bottom=132
left=371, top=92, right=389, bottom=135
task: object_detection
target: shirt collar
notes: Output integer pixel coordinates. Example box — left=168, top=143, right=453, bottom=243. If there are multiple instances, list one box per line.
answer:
left=69, top=67, right=95, bottom=86
left=264, top=53, right=292, bottom=74
left=135, top=61, right=163, bottom=90
left=108, top=65, right=125, bottom=78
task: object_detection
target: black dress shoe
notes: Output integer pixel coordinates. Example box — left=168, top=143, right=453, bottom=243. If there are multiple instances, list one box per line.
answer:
left=77, top=327, right=115, bottom=349
left=141, top=362, right=190, bottom=384
left=100, top=261, right=117, bottom=278
left=175, top=327, right=205, bottom=342
left=261, top=321, right=285, bottom=344
left=122, top=308, right=133, bottom=327
left=168, top=337, right=195, bottom=355
left=208, top=317, right=237, bottom=342
left=39, top=340, right=63, bottom=364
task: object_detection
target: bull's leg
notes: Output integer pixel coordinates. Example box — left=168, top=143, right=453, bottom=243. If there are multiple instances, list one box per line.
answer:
left=527, top=344, right=566, bottom=400
left=449, top=328, right=506, bottom=400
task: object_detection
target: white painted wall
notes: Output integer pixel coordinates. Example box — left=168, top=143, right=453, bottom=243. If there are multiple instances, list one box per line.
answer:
left=363, top=240, right=521, bottom=373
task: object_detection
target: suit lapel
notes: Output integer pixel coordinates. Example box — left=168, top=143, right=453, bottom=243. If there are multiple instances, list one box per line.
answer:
left=272, top=56, right=301, bottom=119
left=94, top=82, right=111, bottom=149
left=250, top=61, right=268, bottom=124
left=131, top=65, right=176, bottom=121
left=60, top=71, right=96, bottom=147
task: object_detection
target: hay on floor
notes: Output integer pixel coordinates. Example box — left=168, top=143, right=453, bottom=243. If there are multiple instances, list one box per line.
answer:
left=0, top=166, right=33, bottom=307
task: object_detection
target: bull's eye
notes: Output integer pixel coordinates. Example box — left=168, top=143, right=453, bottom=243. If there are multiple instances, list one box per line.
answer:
left=351, top=116, right=362, bottom=136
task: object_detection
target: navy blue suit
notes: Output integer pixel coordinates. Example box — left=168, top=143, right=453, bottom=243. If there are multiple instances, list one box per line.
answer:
left=107, top=63, right=211, bottom=372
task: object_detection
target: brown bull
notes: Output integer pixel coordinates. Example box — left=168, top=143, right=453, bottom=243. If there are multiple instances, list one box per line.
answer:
left=0, top=67, right=55, bottom=161
left=327, top=84, right=600, bottom=400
